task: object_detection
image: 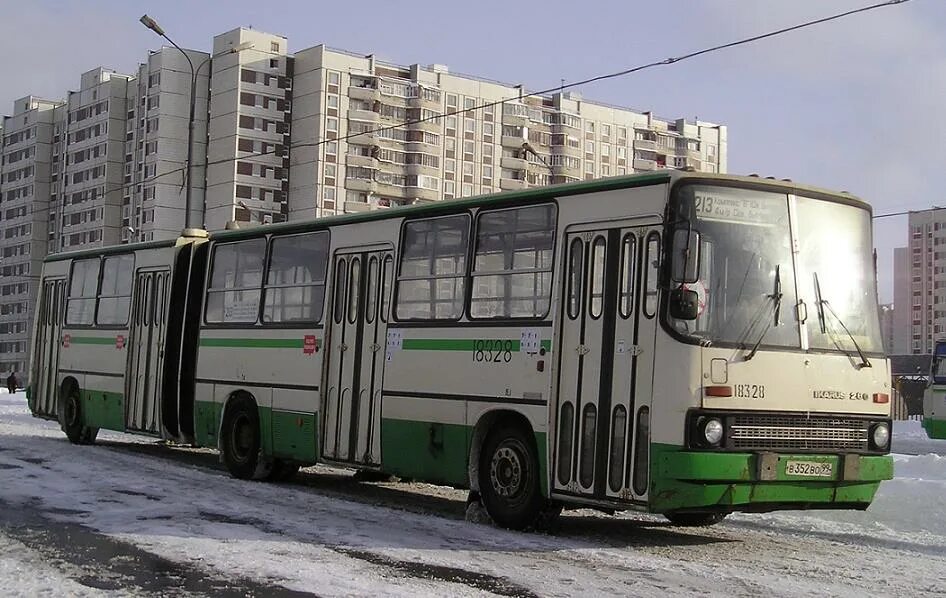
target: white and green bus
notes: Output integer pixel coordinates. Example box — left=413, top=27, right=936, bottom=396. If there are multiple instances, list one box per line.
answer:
left=28, top=171, right=894, bottom=529
left=924, top=340, right=946, bottom=439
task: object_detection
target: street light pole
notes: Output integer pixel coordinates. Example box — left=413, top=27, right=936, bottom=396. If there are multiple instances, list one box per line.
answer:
left=140, top=14, right=197, bottom=232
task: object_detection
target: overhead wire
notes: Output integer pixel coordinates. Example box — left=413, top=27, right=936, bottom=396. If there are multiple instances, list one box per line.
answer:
left=97, top=0, right=911, bottom=199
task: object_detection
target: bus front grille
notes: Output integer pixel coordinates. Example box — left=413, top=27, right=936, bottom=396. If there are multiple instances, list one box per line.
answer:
left=729, top=414, right=869, bottom=452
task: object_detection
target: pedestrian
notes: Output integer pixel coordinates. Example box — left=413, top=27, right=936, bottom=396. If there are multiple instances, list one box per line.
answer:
left=6, top=371, right=19, bottom=395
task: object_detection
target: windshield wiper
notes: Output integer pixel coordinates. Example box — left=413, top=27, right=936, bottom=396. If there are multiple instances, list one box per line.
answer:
left=813, top=272, right=871, bottom=369
left=744, top=265, right=782, bottom=361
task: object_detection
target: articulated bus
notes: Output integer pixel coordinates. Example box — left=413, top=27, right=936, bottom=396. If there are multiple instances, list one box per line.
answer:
left=924, top=340, right=946, bottom=439
left=28, top=171, right=894, bottom=529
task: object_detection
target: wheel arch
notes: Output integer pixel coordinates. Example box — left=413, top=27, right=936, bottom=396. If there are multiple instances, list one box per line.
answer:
left=216, top=388, right=258, bottom=453
left=468, top=408, right=538, bottom=495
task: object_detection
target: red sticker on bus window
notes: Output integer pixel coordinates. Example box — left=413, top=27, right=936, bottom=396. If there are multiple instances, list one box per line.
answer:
left=116, top=335, right=125, bottom=349
left=62, top=334, right=71, bottom=348
left=303, top=335, right=318, bottom=355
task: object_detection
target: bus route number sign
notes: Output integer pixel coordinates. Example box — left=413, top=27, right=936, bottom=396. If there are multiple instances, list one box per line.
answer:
left=694, top=192, right=776, bottom=227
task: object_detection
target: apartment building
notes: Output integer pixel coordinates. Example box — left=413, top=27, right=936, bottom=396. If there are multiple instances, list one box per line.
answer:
left=54, top=68, right=134, bottom=251
left=891, top=210, right=946, bottom=354
left=0, top=26, right=727, bottom=376
left=124, top=47, right=210, bottom=241
left=0, top=96, right=61, bottom=375
left=206, top=28, right=292, bottom=231
left=289, top=44, right=727, bottom=219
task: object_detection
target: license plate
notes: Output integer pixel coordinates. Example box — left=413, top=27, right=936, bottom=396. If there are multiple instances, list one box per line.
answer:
left=784, top=460, right=833, bottom=477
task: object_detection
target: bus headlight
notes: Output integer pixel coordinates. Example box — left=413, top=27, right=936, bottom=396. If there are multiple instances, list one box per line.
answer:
left=870, top=423, right=890, bottom=450
left=700, top=417, right=724, bottom=447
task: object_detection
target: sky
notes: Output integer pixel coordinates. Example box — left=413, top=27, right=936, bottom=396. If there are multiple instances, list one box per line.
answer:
left=1, top=0, right=943, bottom=303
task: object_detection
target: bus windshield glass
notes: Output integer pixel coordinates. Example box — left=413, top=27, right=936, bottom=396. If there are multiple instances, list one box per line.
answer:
left=668, top=184, right=882, bottom=355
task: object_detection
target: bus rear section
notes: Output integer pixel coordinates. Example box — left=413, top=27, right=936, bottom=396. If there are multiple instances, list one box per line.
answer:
left=28, top=238, right=205, bottom=444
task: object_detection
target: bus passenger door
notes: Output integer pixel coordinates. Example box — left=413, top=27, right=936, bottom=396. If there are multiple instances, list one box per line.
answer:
left=125, top=269, right=170, bottom=435
left=31, top=278, right=66, bottom=418
left=323, top=249, right=392, bottom=465
left=553, top=225, right=657, bottom=502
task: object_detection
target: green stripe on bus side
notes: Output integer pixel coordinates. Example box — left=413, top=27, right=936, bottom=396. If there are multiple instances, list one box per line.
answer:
left=199, top=337, right=309, bottom=349
left=400, top=338, right=552, bottom=351
left=70, top=336, right=119, bottom=345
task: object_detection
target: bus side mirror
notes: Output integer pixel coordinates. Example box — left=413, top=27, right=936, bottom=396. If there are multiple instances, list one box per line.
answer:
left=672, top=228, right=700, bottom=284
left=669, top=288, right=699, bottom=320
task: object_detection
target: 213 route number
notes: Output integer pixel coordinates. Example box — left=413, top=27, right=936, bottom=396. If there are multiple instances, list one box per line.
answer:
left=472, top=339, right=513, bottom=363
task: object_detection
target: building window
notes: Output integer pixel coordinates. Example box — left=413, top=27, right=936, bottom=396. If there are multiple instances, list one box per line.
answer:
left=271, top=41, right=280, bottom=52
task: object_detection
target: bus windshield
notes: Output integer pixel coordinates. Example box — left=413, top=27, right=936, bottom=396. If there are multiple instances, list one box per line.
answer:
left=668, top=184, right=882, bottom=355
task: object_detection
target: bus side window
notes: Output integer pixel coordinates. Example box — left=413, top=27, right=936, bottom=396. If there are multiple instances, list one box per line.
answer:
left=469, top=203, right=556, bottom=319
left=643, top=232, right=660, bottom=318
left=96, top=254, right=134, bottom=326
left=263, top=231, right=329, bottom=324
left=66, top=258, right=100, bottom=326
left=205, top=239, right=266, bottom=324
left=395, top=214, right=470, bottom=321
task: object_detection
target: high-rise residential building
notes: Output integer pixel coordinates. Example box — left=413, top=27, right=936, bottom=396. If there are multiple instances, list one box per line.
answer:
left=892, top=209, right=946, bottom=354
left=207, top=28, right=292, bottom=231
left=124, top=47, right=210, bottom=241
left=0, top=96, right=62, bottom=374
left=288, top=44, right=727, bottom=219
left=0, top=26, right=727, bottom=377
left=55, top=68, right=134, bottom=251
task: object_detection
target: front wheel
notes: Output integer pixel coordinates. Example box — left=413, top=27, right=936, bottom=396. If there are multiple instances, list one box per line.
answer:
left=60, top=387, right=98, bottom=445
left=479, top=424, right=545, bottom=530
left=220, top=395, right=271, bottom=480
left=664, top=512, right=728, bottom=527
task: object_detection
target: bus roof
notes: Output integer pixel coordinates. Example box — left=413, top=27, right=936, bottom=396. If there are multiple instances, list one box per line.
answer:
left=44, top=171, right=870, bottom=260
left=208, top=171, right=870, bottom=243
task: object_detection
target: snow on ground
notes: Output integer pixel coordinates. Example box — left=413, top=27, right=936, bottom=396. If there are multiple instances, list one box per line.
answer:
left=2, top=391, right=946, bottom=597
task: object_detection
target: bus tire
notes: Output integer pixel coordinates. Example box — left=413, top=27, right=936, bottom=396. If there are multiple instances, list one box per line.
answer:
left=664, top=512, right=728, bottom=527
left=60, top=386, right=98, bottom=445
left=220, top=394, right=271, bottom=480
left=267, top=460, right=300, bottom=482
left=479, top=424, right=544, bottom=531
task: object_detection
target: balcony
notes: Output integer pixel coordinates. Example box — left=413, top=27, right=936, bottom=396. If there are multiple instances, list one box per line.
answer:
left=633, top=139, right=656, bottom=151
left=348, top=108, right=379, bottom=123
left=348, top=86, right=380, bottom=102
left=501, top=155, right=529, bottom=170
left=344, top=200, right=371, bottom=213
left=633, top=158, right=657, bottom=171
left=501, top=135, right=526, bottom=149
left=345, top=178, right=377, bottom=193
left=346, top=154, right=377, bottom=169
left=499, top=177, right=528, bottom=191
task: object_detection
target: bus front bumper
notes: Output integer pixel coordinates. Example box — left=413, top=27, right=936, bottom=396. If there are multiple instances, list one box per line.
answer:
left=649, top=445, right=894, bottom=513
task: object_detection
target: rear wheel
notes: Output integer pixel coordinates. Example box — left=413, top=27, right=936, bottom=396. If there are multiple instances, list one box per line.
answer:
left=479, top=424, right=545, bottom=530
left=664, top=512, right=728, bottom=527
left=221, top=394, right=271, bottom=480
left=60, top=385, right=97, bottom=445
